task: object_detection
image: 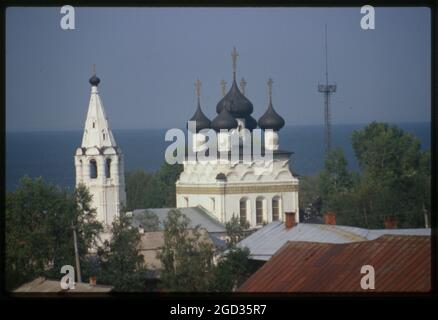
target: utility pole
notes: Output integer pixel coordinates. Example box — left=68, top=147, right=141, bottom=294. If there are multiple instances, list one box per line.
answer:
left=318, top=24, right=337, bottom=153
left=72, top=223, right=82, bottom=283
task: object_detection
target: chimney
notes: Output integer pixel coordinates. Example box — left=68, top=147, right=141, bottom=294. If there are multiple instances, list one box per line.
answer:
left=89, top=276, right=97, bottom=286
left=285, top=212, right=296, bottom=229
left=384, top=216, right=397, bottom=229
left=324, top=212, right=336, bottom=225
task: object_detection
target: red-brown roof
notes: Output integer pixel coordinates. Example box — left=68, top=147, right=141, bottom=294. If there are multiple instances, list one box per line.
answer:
left=238, top=235, right=431, bottom=292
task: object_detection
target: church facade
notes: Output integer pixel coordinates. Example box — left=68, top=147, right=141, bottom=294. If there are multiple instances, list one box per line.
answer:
left=74, top=73, right=126, bottom=227
left=176, top=48, right=299, bottom=228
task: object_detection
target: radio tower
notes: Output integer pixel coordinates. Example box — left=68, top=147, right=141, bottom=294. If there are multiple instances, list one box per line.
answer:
left=318, top=24, right=336, bottom=153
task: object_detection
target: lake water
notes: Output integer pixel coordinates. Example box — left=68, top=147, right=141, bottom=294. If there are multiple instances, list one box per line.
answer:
left=5, top=122, right=430, bottom=191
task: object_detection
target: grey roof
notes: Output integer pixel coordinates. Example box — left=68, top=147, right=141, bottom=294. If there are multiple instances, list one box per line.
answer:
left=131, top=206, right=226, bottom=234
left=237, top=221, right=431, bottom=261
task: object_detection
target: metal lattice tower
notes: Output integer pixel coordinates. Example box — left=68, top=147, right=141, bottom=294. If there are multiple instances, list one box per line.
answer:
left=318, top=24, right=336, bottom=153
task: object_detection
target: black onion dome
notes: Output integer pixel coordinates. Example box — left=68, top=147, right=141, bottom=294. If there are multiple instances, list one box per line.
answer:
left=245, top=115, right=258, bottom=130
left=258, top=101, right=285, bottom=131
left=89, top=75, right=100, bottom=86
left=188, top=101, right=211, bottom=132
left=211, top=106, right=238, bottom=131
left=216, top=80, right=253, bottom=118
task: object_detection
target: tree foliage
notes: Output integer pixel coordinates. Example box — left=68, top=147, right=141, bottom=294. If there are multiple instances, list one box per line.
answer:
left=314, top=122, right=430, bottom=228
left=136, top=210, right=160, bottom=232
left=158, top=210, right=252, bottom=292
left=299, top=175, right=323, bottom=223
left=97, top=213, right=149, bottom=292
left=5, top=177, right=102, bottom=290
left=208, top=247, right=252, bottom=292
left=125, top=162, right=183, bottom=210
left=225, top=215, right=250, bottom=247
left=125, top=170, right=154, bottom=210
left=158, top=209, right=215, bottom=292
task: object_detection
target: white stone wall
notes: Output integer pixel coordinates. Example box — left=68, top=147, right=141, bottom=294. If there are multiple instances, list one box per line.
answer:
left=176, top=189, right=298, bottom=227
left=75, top=148, right=126, bottom=227
left=176, top=156, right=299, bottom=227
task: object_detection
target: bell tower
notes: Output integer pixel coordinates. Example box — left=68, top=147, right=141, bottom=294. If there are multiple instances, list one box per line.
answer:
left=74, top=70, right=126, bottom=227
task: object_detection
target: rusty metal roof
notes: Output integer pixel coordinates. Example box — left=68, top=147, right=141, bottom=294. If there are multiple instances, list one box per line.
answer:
left=238, top=235, right=431, bottom=292
left=236, top=221, right=431, bottom=261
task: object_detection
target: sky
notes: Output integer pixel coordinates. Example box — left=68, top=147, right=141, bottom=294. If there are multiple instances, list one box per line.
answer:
left=6, top=7, right=431, bottom=131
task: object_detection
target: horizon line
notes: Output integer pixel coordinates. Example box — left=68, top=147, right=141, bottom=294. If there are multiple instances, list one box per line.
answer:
left=6, top=120, right=431, bottom=134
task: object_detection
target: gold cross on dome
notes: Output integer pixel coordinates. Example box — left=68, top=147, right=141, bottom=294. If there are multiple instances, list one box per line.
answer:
left=240, top=78, right=247, bottom=95
left=220, top=79, right=227, bottom=96
left=231, top=47, right=239, bottom=75
left=267, top=78, right=274, bottom=102
left=195, top=78, right=201, bottom=98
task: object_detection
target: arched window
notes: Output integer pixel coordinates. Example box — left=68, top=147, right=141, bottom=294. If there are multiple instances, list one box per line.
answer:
left=90, top=159, right=98, bottom=179
left=239, top=198, right=247, bottom=225
left=256, top=197, right=264, bottom=225
left=105, top=158, right=111, bottom=178
left=272, top=197, right=280, bottom=221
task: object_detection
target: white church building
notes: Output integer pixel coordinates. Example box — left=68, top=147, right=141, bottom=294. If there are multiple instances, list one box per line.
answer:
left=74, top=73, right=126, bottom=227
left=176, top=48, right=299, bottom=228
left=74, top=48, right=298, bottom=229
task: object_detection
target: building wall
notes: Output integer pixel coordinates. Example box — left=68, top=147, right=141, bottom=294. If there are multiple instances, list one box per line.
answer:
left=176, top=190, right=298, bottom=227
left=176, top=157, right=299, bottom=227
left=75, top=149, right=126, bottom=227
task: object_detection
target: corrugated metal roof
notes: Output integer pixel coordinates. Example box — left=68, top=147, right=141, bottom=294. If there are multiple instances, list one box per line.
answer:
left=236, top=221, right=430, bottom=261
left=238, top=235, right=431, bottom=292
left=131, top=206, right=226, bottom=234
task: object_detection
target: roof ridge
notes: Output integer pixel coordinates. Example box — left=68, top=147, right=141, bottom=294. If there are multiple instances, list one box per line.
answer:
left=314, top=224, right=368, bottom=242
left=194, top=205, right=225, bottom=227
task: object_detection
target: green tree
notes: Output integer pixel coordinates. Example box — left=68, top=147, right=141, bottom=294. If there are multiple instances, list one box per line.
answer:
left=124, top=162, right=183, bottom=210
left=351, top=122, right=430, bottom=227
left=125, top=170, right=154, bottom=210
left=151, top=162, right=183, bottom=207
left=225, top=215, right=250, bottom=248
left=208, top=247, right=251, bottom=292
left=299, top=174, right=323, bottom=223
left=158, top=209, right=214, bottom=292
left=319, top=147, right=354, bottom=214
left=136, top=210, right=160, bottom=232
left=97, top=213, right=149, bottom=292
left=5, top=177, right=102, bottom=290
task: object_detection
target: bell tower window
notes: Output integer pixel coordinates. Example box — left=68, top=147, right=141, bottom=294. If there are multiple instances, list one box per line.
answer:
left=105, top=158, right=111, bottom=178
left=90, top=159, right=98, bottom=179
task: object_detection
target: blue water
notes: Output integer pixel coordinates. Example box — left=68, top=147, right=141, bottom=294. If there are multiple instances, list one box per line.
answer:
left=5, top=123, right=430, bottom=191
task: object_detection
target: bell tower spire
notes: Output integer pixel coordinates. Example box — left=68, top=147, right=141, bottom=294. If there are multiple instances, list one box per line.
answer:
left=75, top=69, right=126, bottom=227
